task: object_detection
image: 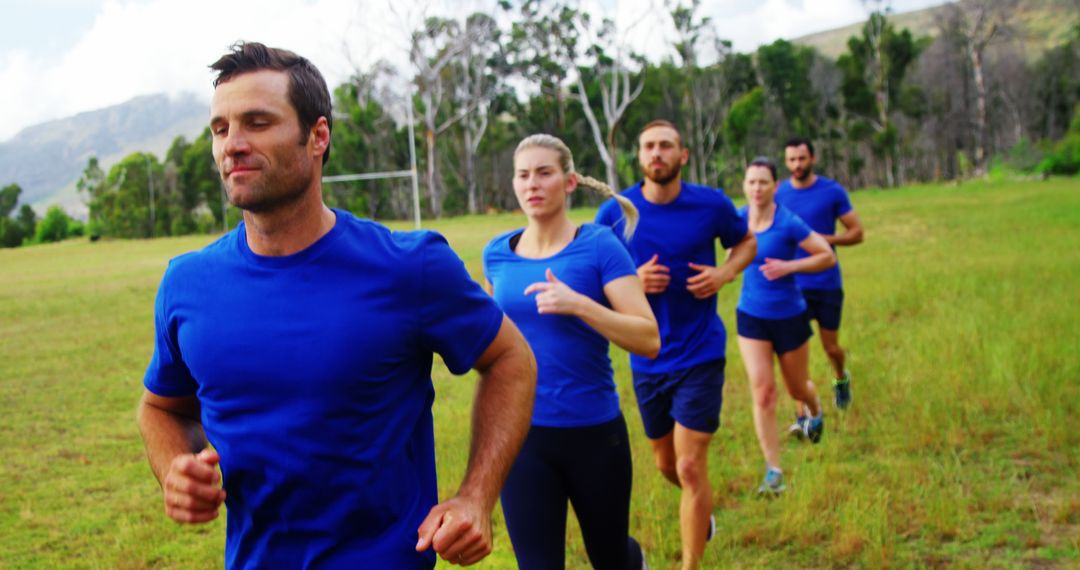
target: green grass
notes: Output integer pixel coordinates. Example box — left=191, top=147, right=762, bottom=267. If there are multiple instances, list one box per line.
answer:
left=1, top=178, right=1078, bottom=569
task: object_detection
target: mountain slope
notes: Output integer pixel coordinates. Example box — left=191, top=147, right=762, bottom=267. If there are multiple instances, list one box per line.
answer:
left=0, top=93, right=207, bottom=215
left=793, top=0, right=1078, bottom=59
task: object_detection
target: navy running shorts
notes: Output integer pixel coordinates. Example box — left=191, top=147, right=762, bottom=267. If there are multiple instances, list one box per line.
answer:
left=802, top=288, right=844, bottom=331
left=631, top=358, right=725, bottom=439
left=736, top=309, right=813, bottom=355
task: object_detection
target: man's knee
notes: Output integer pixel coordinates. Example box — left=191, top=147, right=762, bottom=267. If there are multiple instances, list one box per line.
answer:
left=675, top=453, right=707, bottom=489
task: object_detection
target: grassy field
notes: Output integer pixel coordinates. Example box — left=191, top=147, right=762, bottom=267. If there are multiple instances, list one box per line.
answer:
left=1, top=178, right=1078, bottom=569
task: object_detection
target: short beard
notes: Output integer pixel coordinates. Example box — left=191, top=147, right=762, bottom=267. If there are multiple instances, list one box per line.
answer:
left=793, top=167, right=813, bottom=183
left=225, top=163, right=314, bottom=214
left=643, top=165, right=680, bottom=186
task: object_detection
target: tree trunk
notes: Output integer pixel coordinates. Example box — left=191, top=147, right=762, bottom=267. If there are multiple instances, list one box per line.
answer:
left=970, top=46, right=989, bottom=179
left=464, top=127, right=478, bottom=214
left=425, top=126, right=440, bottom=218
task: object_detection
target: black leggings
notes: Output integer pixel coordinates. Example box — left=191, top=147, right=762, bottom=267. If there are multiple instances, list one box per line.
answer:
left=500, top=414, right=643, bottom=570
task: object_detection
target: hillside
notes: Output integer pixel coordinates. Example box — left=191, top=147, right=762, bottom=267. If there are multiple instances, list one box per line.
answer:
left=793, top=0, right=1079, bottom=59
left=0, top=93, right=207, bottom=216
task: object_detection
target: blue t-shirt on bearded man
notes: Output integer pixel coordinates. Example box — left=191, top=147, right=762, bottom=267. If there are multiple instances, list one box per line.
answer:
left=775, top=176, right=853, bottom=290
left=595, top=182, right=748, bottom=374
left=144, top=209, right=505, bottom=569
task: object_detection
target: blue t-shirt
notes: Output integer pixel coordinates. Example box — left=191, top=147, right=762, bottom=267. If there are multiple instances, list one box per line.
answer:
left=737, top=205, right=813, bottom=319
left=483, top=224, right=637, bottom=427
left=144, top=209, right=504, bottom=570
left=595, top=182, right=748, bottom=374
left=775, top=176, right=853, bottom=290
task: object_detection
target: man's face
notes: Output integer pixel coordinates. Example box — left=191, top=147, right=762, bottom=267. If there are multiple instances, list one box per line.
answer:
left=784, top=144, right=815, bottom=182
left=210, top=70, right=320, bottom=213
left=637, top=126, right=688, bottom=185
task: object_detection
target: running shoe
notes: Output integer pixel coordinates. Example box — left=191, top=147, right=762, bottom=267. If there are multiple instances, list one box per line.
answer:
left=788, top=416, right=807, bottom=440
left=804, top=414, right=824, bottom=443
left=757, top=467, right=786, bottom=495
left=706, top=513, right=716, bottom=542
left=833, top=370, right=852, bottom=410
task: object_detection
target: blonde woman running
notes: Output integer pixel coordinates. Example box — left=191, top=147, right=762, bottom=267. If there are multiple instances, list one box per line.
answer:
left=483, top=134, right=659, bottom=569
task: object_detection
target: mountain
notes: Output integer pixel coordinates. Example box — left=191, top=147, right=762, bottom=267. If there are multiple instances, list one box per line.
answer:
left=792, top=0, right=1079, bottom=60
left=0, top=93, right=208, bottom=216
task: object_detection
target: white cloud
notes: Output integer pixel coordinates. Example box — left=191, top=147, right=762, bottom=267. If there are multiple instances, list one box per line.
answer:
left=0, top=0, right=946, bottom=142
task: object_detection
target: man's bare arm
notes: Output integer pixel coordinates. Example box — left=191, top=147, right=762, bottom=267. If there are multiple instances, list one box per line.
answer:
left=416, top=316, right=536, bottom=565
left=137, top=391, right=225, bottom=524
left=828, top=210, right=864, bottom=246
left=686, top=231, right=757, bottom=300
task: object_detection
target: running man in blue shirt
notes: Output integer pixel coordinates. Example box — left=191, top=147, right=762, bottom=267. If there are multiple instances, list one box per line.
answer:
left=596, top=120, right=755, bottom=570
left=136, top=42, right=536, bottom=569
left=776, top=138, right=864, bottom=413
left=736, top=157, right=836, bottom=495
left=484, top=134, right=659, bottom=570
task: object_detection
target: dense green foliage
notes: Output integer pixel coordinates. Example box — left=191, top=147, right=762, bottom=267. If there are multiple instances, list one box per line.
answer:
left=2, top=3, right=1077, bottom=247
left=1, top=180, right=1077, bottom=568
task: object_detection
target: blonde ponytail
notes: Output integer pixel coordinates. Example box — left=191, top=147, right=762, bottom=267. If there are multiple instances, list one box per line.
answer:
left=515, top=134, right=640, bottom=240
left=576, top=175, right=638, bottom=240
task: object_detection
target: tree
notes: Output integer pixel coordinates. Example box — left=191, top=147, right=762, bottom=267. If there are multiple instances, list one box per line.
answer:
left=1, top=184, right=25, bottom=248
left=17, top=204, right=36, bottom=242
left=411, top=16, right=480, bottom=218
left=35, top=205, right=73, bottom=243
left=84, top=152, right=165, bottom=238
left=504, top=0, right=580, bottom=133
left=671, top=0, right=755, bottom=187
left=947, top=0, right=1018, bottom=178
left=326, top=64, right=412, bottom=219
left=837, top=12, right=924, bottom=186
left=455, top=13, right=506, bottom=214
left=179, top=128, right=226, bottom=232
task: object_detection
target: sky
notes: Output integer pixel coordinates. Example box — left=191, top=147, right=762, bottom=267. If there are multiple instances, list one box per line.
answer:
left=0, top=0, right=947, bottom=143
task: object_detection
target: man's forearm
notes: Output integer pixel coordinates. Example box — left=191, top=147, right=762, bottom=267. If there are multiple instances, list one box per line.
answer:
left=137, top=395, right=208, bottom=486
left=829, top=228, right=863, bottom=246
left=457, top=334, right=536, bottom=510
left=722, top=234, right=757, bottom=277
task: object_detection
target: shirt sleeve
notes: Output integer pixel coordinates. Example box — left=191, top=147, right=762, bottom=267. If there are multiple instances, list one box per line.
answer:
left=787, top=211, right=813, bottom=244
left=419, top=232, right=505, bottom=375
left=594, top=198, right=629, bottom=241
left=593, top=226, right=638, bottom=285
left=833, top=182, right=854, bottom=218
left=143, top=265, right=198, bottom=397
left=714, top=194, right=750, bottom=250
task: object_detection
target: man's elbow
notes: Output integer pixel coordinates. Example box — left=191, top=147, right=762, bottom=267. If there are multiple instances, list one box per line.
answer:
left=641, top=326, right=661, bottom=359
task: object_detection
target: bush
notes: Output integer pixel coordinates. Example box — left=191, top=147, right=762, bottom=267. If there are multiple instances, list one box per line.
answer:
left=35, top=206, right=73, bottom=243
left=1038, top=108, right=1080, bottom=176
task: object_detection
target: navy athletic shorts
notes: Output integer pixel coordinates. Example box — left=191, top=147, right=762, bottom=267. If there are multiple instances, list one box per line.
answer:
left=736, top=309, right=813, bottom=355
left=802, top=288, right=844, bottom=331
left=631, top=358, right=725, bottom=439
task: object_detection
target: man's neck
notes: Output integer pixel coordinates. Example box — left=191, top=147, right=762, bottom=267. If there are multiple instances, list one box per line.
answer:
left=641, top=177, right=682, bottom=205
left=243, top=189, right=336, bottom=257
left=790, top=173, right=818, bottom=190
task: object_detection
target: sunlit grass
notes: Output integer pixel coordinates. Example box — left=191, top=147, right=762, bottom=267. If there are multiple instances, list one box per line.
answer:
left=1, top=178, right=1077, bottom=568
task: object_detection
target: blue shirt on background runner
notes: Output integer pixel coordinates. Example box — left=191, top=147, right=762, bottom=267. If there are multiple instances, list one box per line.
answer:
left=775, top=176, right=852, bottom=290
left=737, top=205, right=813, bottom=319
left=144, top=210, right=504, bottom=570
left=596, top=182, right=747, bottom=374
left=483, top=223, right=636, bottom=428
